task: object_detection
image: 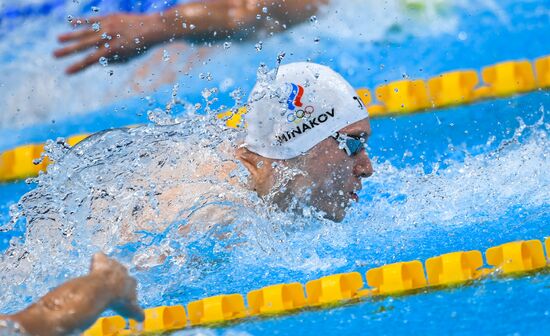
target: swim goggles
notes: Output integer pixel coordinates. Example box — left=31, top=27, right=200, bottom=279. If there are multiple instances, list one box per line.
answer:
left=331, top=132, right=365, bottom=156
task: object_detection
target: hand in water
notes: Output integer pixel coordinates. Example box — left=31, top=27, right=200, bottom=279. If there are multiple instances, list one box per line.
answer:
left=54, top=14, right=162, bottom=74
left=91, top=253, right=145, bottom=322
left=1, top=253, right=144, bottom=336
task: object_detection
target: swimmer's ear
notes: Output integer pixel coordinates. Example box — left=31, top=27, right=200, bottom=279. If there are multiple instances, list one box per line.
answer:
left=235, top=147, right=260, bottom=175
left=90, top=252, right=111, bottom=274
left=236, top=147, right=277, bottom=177
left=236, top=147, right=278, bottom=195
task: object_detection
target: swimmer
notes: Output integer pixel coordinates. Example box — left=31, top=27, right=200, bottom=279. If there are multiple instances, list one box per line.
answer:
left=0, top=253, right=144, bottom=336
left=97, top=61, right=373, bottom=235
left=0, top=63, right=371, bottom=319
left=236, top=62, right=373, bottom=222
left=0, top=63, right=370, bottom=333
left=113, top=61, right=373, bottom=233
left=54, top=0, right=327, bottom=74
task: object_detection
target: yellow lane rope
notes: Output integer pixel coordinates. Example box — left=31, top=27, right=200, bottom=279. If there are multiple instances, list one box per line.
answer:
left=82, top=237, right=550, bottom=335
left=0, top=134, right=89, bottom=183
left=1, top=55, right=549, bottom=183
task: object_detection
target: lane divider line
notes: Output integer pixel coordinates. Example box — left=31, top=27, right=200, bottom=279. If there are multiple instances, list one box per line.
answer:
left=0, top=134, right=89, bottom=183
left=82, top=237, right=550, bottom=335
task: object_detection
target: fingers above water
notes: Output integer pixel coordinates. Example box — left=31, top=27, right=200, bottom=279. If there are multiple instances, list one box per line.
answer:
left=65, top=49, right=109, bottom=74
left=111, top=299, right=145, bottom=322
left=54, top=35, right=102, bottom=58
left=58, top=28, right=97, bottom=43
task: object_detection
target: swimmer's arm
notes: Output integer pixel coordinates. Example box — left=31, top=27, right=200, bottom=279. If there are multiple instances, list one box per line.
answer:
left=143, top=0, right=328, bottom=43
left=8, top=275, right=116, bottom=336
left=3, top=254, right=143, bottom=336
left=55, top=0, right=327, bottom=73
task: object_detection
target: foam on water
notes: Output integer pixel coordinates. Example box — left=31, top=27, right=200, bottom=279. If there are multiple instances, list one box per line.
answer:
left=360, top=115, right=549, bottom=229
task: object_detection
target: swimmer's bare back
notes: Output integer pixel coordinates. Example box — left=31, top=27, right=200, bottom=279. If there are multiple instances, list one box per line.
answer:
left=0, top=253, right=144, bottom=336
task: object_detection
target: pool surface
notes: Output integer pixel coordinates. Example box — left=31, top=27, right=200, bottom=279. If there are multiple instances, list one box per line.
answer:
left=1, top=0, right=549, bottom=335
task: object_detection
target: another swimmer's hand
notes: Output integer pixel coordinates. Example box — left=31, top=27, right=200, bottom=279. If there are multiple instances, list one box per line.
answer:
left=53, top=0, right=327, bottom=75
left=54, top=14, right=168, bottom=74
left=90, top=253, right=145, bottom=322
left=6, top=253, right=143, bottom=336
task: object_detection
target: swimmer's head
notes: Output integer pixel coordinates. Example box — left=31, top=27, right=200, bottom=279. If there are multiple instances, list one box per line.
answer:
left=238, top=62, right=372, bottom=222
left=244, top=62, right=368, bottom=159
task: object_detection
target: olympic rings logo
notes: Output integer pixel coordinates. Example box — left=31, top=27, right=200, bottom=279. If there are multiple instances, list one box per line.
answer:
left=286, top=105, right=315, bottom=123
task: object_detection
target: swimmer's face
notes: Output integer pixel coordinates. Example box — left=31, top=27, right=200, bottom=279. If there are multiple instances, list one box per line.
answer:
left=285, top=118, right=373, bottom=221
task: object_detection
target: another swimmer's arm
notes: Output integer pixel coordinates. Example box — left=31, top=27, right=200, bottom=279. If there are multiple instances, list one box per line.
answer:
left=4, top=253, right=144, bottom=336
left=148, top=0, right=328, bottom=42
left=55, top=0, right=327, bottom=74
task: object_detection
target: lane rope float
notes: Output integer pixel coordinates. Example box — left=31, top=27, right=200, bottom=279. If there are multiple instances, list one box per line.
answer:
left=82, top=237, right=550, bottom=335
left=1, top=54, right=549, bottom=183
left=218, top=54, right=550, bottom=122
left=0, top=134, right=89, bottom=183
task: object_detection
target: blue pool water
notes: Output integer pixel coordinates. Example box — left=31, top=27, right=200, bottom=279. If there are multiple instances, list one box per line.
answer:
left=1, top=0, right=550, bottom=335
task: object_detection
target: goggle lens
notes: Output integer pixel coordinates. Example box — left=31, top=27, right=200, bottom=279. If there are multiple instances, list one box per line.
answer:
left=332, top=132, right=365, bottom=156
left=345, top=137, right=364, bottom=155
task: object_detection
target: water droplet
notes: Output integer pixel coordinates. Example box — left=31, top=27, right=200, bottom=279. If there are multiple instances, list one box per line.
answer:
left=92, top=22, right=101, bottom=32
left=229, top=88, right=243, bottom=103
left=182, top=22, right=187, bottom=29
left=201, top=88, right=212, bottom=100
left=313, top=37, right=320, bottom=43
left=67, top=15, right=73, bottom=22
left=199, top=72, right=213, bottom=81
left=262, top=7, right=268, bottom=13
left=104, top=42, right=110, bottom=48
left=162, top=49, right=170, bottom=61
left=189, top=24, right=196, bottom=30
left=134, top=38, right=141, bottom=44
left=309, top=15, right=318, bottom=23
left=91, top=6, right=99, bottom=12
left=98, top=57, right=108, bottom=66
left=108, top=69, right=114, bottom=76
left=223, top=41, right=232, bottom=49
left=256, top=14, right=261, bottom=20
left=276, top=51, right=286, bottom=64
left=458, top=31, right=468, bottom=41
left=254, top=41, right=263, bottom=51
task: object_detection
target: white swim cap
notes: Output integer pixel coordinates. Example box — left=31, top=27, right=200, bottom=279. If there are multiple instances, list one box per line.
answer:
left=244, top=62, right=368, bottom=159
